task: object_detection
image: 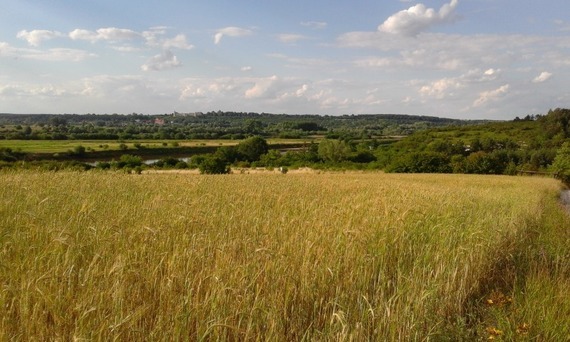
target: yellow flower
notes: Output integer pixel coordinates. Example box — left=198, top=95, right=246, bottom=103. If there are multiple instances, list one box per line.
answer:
left=487, top=327, right=503, bottom=336
left=516, top=322, right=530, bottom=335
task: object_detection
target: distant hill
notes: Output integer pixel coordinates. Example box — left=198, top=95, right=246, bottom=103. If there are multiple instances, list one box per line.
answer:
left=0, top=112, right=489, bottom=139
left=381, top=108, right=570, bottom=174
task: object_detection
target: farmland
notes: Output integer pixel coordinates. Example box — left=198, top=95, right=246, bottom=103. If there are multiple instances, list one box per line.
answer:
left=0, top=138, right=309, bottom=154
left=1, top=171, right=569, bottom=340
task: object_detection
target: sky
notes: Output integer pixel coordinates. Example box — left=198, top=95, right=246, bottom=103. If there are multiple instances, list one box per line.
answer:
left=1, top=0, right=570, bottom=120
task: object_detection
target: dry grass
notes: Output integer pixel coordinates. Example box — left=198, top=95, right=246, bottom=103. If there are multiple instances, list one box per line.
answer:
left=0, top=171, right=567, bottom=340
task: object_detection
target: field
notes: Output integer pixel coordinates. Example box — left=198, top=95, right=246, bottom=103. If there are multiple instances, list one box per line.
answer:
left=0, top=138, right=308, bottom=154
left=1, top=171, right=569, bottom=340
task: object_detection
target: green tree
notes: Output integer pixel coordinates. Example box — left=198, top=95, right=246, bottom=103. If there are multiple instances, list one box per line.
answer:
left=259, top=149, right=283, bottom=167
left=115, top=155, right=143, bottom=169
left=317, top=139, right=351, bottom=163
left=385, top=152, right=451, bottom=173
left=216, top=146, right=240, bottom=164
left=551, top=142, right=570, bottom=184
left=199, top=155, right=231, bottom=174
left=72, top=145, right=86, bottom=156
left=244, top=119, right=264, bottom=134
left=236, top=136, right=269, bottom=162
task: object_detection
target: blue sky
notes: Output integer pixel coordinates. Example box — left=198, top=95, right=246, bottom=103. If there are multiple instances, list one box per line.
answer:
left=1, top=0, right=570, bottom=119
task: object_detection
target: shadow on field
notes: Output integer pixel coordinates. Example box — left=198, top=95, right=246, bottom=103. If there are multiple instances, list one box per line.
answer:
left=447, top=211, right=540, bottom=337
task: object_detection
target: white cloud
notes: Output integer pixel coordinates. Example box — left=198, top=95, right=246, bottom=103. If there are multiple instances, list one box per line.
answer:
left=69, top=27, right=140, bottom=42
left=0, top=83, right=67, bottom=98
left=111, top=46, right=142, bottom=52
left=25, top=48, right=96, bottom=62
left=142, top=27, right=167, bottom=46
left=214, top=27, right=253, bottom=44
left=483, top=68, right=501, bottom=80
left=533, top=71, right=552, bottom=83
left=300, top=21, right=327, bottom=30
left=17, top=30, right=62, bottom=46
left=420, top=78, right=463, bottom=99
left=179, top=78, right=240, bottom=101
left=162, top=34, right=194, bottom=50
left=245, top=75, right=279, bottom=99
left=473, top=84, right=510, bottom=107
left=78, top=75, right=171, bottom=108
left=143, top=28, right=194, bottom=50
left=277, top=34, right=308, bottom=44
left=96, top=27, right=140, bottom=41
left=379, top=0, right=459, bottom=36
left=241, top=66, right=252, bottom=72
left=338, top=30, right=569, bottom=76
left=68, top=29, right=96, bottom=41
left=141, top=50, right=181, bottom=71
left=354, top=49, right=461, bottom=71
left=0, top=42, right=95, bottom=61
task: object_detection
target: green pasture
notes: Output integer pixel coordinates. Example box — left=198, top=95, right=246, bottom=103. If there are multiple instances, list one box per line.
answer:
left=0, top=138, right=311, bottom=154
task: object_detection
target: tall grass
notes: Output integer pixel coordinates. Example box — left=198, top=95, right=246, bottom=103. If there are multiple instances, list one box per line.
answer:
left=0, top=171, right=567, bottom=340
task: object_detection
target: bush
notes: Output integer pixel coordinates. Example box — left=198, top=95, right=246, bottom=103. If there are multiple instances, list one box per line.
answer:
left=199, top=155, right=230, bottom=174
left=76, top=145, right=87, bottom=155
left=386, top=152, right=451, bottom=173
left=175, top=161, right=188, bottom=169
left=115, top=155, right=143, bottom=169
left=552, top=142, right=570, bottom=185
left=236, top=136, right=269, bottom=162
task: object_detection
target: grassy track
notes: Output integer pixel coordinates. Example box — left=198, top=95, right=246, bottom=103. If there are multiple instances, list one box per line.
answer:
left=0, top=171, right=568, bottom=340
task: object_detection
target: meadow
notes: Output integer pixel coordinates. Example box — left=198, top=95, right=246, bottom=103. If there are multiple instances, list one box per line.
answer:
left=0, top=171, right=569, bottom=340
left=0, top=138, right=307, bottom=154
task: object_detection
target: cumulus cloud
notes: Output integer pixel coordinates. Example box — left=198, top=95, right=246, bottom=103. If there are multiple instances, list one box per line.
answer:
left=66, top=27, right=193, bottom=54
left=214, top=27, right=253, bottom=44
left=473, top=84, right=510, bottom=107
left=179, top=78, right=241, bottom=101
left=379, top=0, right=459, bottom=36
left=420, top=78, right=463, bottom=99
left=484, top=68, right=500, bottom=77
left=69, top=27, right=140, bottom=42
left=17, top=30, right=62, bottom=46
left=162, top=34, right=194, bottom=50
left=245, top=75, right=279, bottom=98
left=143, top=28, right=194, bottom=50
left=141, top=50, right=181, bottom=71
left=533, top=71, right=552, bottom=83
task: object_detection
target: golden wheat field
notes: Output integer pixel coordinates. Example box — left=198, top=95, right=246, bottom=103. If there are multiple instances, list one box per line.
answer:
left=1, top=170, right=569, bottom=340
